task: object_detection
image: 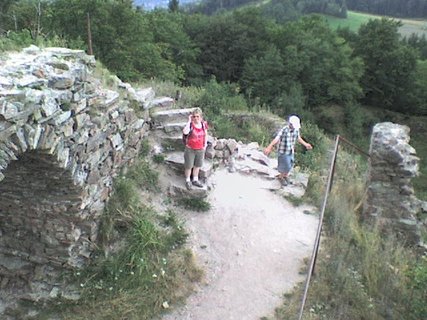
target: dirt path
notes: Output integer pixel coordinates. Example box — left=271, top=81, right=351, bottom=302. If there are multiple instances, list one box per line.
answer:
left=162, top=169, right=319, bottom=320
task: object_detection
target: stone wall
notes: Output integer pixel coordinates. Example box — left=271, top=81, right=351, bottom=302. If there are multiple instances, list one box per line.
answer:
left=0, top=46, right=149, bottom=302
left=363, top=122, right=423, bottom=243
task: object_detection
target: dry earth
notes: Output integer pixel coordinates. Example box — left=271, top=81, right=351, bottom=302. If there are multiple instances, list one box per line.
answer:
left=161, top=168, right=319, bottom=320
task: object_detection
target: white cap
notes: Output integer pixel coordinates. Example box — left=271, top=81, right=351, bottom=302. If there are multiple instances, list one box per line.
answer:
left=289, top=115, right=301, bottom=130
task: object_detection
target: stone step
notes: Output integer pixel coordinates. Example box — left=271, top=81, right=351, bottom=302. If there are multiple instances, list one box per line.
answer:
left=168, top=181, right=209, bottom=199
left=165, top=151, right=213, bottom=179
left=151, top=108, right=193, bottom=125
left=152, top=130, right=185, bottom=153
left=146, top=97, right=175, bottom=111
left=162, top=121, right=187, bottom=133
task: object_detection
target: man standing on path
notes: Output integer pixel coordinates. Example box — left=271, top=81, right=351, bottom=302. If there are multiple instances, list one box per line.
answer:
left=264, top=115, right=312, bottom=186
left=183, top=107, right=208, bottom=190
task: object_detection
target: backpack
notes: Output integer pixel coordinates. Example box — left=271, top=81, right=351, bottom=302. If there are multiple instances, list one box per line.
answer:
left=182, top=122, right=206, bottom=146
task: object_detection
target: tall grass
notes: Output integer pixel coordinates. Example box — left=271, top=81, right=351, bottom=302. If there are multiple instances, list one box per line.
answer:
left=270, top=147, right=426, bottom=320
left=36, top=152, right=201, bottom=320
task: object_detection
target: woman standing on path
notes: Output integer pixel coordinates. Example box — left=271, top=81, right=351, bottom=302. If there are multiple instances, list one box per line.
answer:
left=183, top=107, right=208, bottom=190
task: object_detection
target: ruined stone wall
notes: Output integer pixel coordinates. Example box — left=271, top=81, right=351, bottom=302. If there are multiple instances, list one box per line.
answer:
left=363, top=122, right=423, bottom=243
left=0, top=46, right=149, bottom=301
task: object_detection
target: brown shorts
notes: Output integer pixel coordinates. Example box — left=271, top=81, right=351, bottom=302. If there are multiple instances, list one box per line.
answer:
left=184, top=147, right=205, bottom=169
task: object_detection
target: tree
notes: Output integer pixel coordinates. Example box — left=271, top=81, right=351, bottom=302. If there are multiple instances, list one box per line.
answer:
left=272, top=16, right=363, bottom=106
left=146, top=10, right=201, bottom=83
left=261, top=0, right=300, bottom=23
left=48, top=0, right=182, bottom=81
left=241, top=45, right=287, bottom=106
left=353, top=18, right=418, bottom=110
left=1, top=0, right=49, bottom=39
left=409, top=60, right=427, bottom=115
left=168, top=0, right=179, bottom=12
left=185, top=7, right=273, bottom=83
left=0, top=0, right=18, bottom=32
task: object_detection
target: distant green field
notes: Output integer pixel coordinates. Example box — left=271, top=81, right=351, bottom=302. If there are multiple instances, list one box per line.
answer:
left=324, top=11, right=427, bottom=37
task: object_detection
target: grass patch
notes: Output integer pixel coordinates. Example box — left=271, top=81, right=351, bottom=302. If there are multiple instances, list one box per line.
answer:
left=175, top=197, right=211, bottom=212
left=152, top=153, right=166, bottom=164
left=283, top=194, right=305, bottom=207
left=324, top=11, right=427, bottom=37
left=126, top=159, right=159, bottom=192
left=324, top=11, right=376, bottom=32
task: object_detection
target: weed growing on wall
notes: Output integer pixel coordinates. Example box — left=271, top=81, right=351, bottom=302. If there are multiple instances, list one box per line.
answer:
left=127, top=159, right=159, bottom=192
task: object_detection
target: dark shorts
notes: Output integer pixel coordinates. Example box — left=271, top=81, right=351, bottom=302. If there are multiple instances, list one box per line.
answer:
left=278, top=153, right=294, bottom=174
left=184, top=147, right=205, bottom=169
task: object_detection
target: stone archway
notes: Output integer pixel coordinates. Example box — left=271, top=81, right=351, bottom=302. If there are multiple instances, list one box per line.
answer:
left=0, top=150, right=85, bottom=296
left=0, top=46, right=148, bottom=303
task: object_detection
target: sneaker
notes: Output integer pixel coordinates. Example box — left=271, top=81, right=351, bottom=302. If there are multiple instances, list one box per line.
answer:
left=281, top=177, right=292, bottom=186
left=192, top=180, right=203, bottom=188
left=185, top=181, right=193, bottom=190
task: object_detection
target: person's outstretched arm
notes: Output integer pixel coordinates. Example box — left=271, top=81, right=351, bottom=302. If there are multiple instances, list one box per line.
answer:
left=298, top=136, right=312, bottom=150
left=264, top=136, right=280, bottom=155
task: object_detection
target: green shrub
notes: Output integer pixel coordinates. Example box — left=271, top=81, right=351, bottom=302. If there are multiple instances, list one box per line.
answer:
left=152, top=153, right=165, bottom=164
left=107, top=177, right=140, bottom=213
left=196, top=78, right=248, bottom=121
left=138, top=80, right=204, bottom=109
left=0, top=31, right=33, bottom=52
left=295, top=121, right=330, bottom=173
left=0, top=31, right=85, bottom=53
left=175, top=197, right=211, bottom=212
left=160, top=211, right=189, bottom=249
left=271, top=83, right=306, bottom=118
left=406, top=255, right=427, bottom=319
left=127, top=159, right=159, bottom=192
left=139, top=139, right=151, bottom=158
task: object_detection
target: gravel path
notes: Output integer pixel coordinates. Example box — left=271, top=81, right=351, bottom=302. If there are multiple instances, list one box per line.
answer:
left=162, top=169, right=319, bottom=320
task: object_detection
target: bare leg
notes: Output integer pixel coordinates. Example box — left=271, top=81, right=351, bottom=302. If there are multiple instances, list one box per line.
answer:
left=192, top=167, right=200, bottom=180
left=185, top=168, right=192, bottom=180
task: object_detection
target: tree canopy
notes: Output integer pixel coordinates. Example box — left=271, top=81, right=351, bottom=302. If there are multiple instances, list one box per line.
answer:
left=0, top=0, right=426, bottom=115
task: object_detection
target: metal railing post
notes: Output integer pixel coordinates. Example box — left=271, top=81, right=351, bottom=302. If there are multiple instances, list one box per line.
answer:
left=297, top=135, right=340, bottom=320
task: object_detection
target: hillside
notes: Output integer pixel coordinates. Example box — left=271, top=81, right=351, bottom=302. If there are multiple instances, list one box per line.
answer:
left=325, top=10, right=427, bottom=37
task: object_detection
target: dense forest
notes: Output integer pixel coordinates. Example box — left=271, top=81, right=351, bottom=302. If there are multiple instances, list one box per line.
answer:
left=189, top=0, right=427, bottom=19
left=1, top=0, right=426, bottom=122
left=1, top=0, right=427, bottom=139
left=190, top=0, right=348, bottom=18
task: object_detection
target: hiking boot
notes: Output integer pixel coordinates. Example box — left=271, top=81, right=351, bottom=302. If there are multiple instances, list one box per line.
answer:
left=185, top=181, right=193, bottom=190
left=192, top=180, right=203, bottom=188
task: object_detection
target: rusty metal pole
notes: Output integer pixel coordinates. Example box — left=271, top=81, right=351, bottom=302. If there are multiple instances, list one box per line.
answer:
left=297, top=135, right=340, bottom=320
left=328, top=135, right=340, bottom=192
left=86, top=12, right=93, bottom=55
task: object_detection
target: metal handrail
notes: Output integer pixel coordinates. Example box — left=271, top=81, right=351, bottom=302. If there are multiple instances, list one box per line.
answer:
left=338, top=135, right=370, bottom=158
